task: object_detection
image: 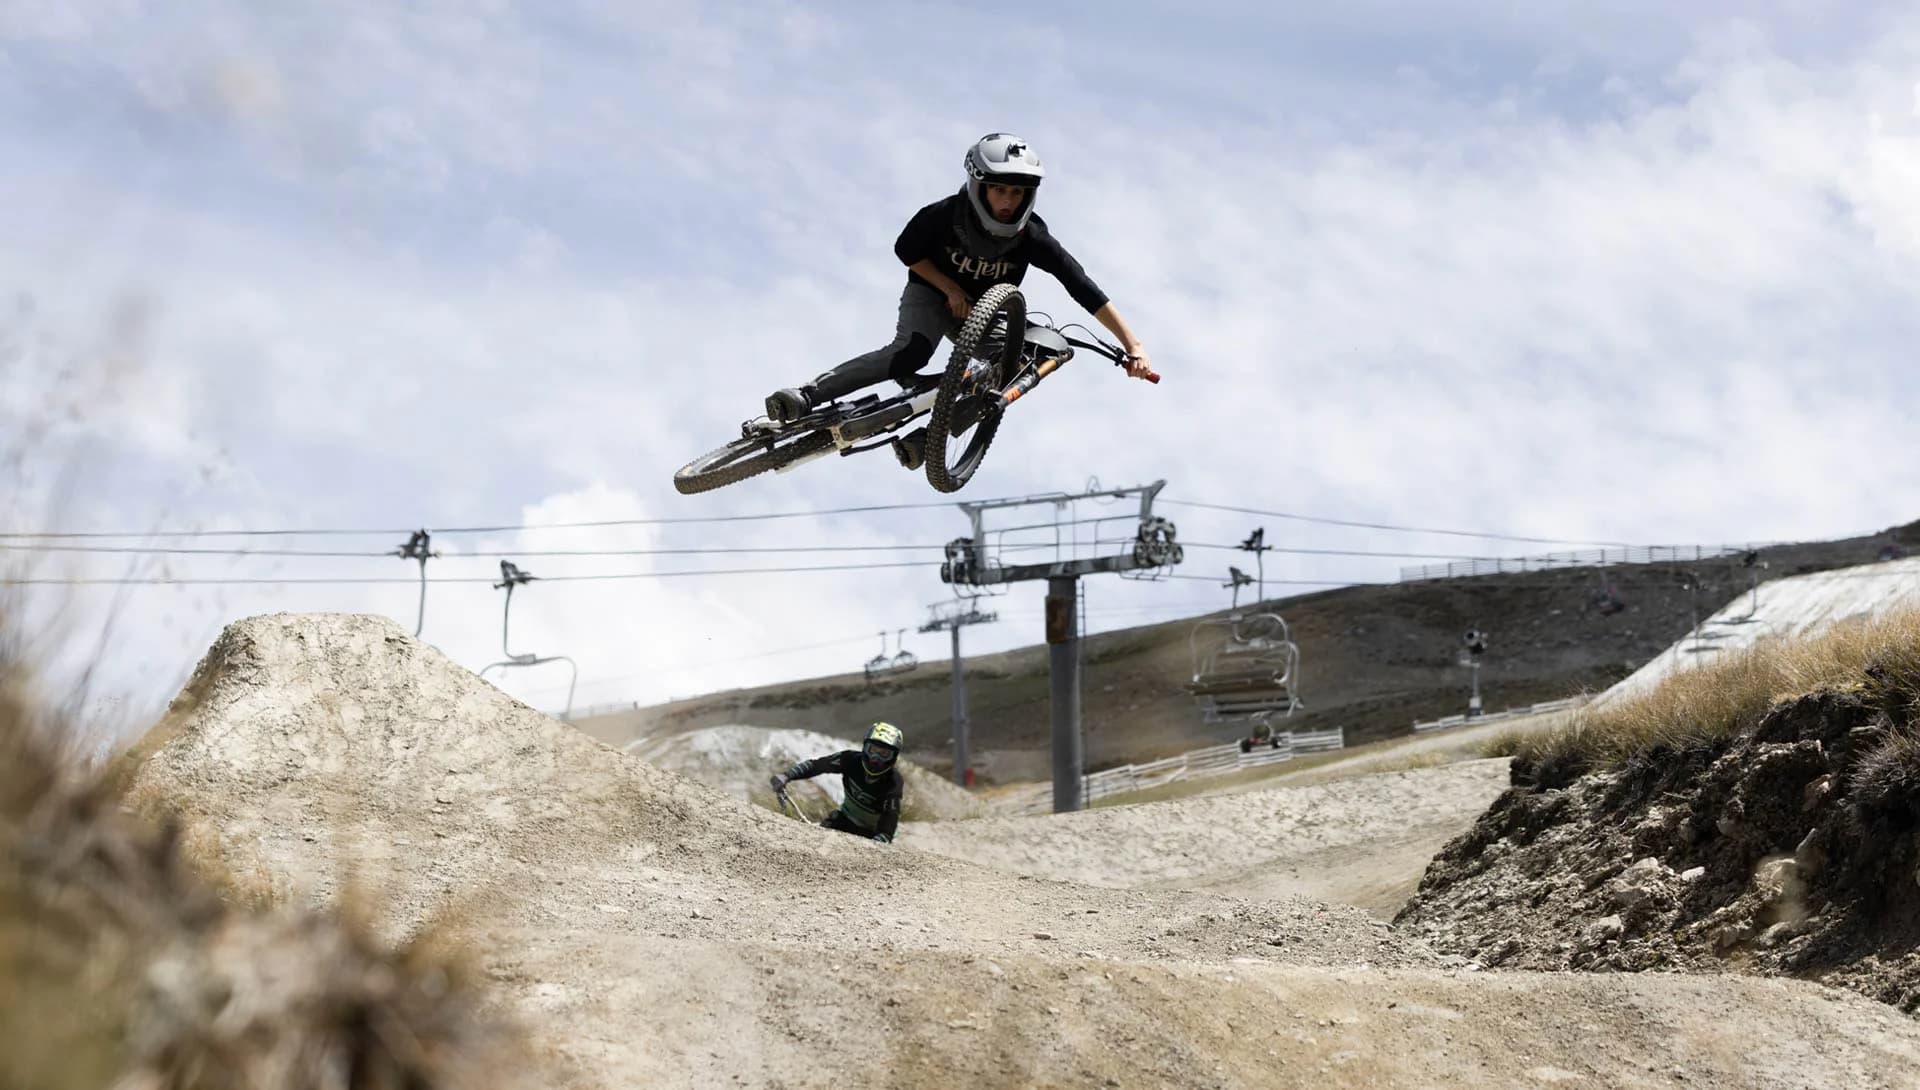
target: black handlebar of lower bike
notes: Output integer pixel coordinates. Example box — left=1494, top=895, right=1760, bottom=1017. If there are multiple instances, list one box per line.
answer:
left=1062, top=333, right=1160, bottom=384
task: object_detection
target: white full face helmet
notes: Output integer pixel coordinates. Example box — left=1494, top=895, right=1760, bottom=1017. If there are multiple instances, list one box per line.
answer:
left=963, top=133, right=1044, bottom=238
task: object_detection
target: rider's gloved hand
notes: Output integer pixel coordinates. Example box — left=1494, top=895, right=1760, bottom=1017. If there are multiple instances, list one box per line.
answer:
left=943, top=287, right=971, bottom=320
left=769, top=773, right=788, bottom=793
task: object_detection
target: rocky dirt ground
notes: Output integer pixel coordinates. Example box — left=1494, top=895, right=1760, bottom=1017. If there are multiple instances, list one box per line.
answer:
left=1398, top=689, right=1920, bottom=1014
left=115, top=612, right=1920, bottom=1088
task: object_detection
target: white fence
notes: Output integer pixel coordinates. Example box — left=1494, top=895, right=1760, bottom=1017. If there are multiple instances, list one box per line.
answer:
left=558, top=700, right=641, bottom=722
left=1002, top=727, right=1348, bottom=814
left=1399, top=543, right=1776, bottom=583
left=1410, top=695, right=1589, bottom=734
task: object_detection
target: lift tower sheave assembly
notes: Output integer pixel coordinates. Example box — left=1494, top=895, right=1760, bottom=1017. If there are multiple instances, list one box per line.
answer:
left=919, top=598, right=998, bottom=787
left=939, top=480, right=1183, bottom=813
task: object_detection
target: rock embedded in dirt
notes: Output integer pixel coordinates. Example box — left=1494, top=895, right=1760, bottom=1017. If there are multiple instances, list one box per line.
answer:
left=1398, top=689, right=1920, bottom=1011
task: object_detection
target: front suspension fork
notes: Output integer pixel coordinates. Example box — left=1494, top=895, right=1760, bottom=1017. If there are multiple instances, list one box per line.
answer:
left=999, top=354, right=1067, bottom=406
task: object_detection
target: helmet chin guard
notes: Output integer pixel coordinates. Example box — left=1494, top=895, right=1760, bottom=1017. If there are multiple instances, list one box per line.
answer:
left=964, top=133, right=1044, bottom=238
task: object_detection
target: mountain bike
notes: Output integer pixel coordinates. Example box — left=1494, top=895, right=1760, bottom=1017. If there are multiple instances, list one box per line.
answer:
left=672, top=282, right=1158, bottom=495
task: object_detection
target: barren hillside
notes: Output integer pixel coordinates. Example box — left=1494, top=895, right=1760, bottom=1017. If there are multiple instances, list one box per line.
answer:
left=577, top=524, right=1917, bottom=781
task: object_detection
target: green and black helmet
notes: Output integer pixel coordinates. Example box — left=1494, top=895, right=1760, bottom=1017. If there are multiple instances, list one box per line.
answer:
left=862, top=721, right=904, bottom=776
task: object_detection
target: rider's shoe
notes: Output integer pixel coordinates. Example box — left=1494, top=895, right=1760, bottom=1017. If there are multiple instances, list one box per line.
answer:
left=892, top=426, right=927, bottom=471
left=765, top=385, right=818, bottom=425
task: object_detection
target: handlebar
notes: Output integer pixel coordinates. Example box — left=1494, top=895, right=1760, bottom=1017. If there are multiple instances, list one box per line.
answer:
left=1062, top=333, right=1160, bottom=384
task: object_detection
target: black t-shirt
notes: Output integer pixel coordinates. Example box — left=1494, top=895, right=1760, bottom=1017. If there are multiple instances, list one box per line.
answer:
left=784, top=750, right=903, bottom=839
left=893, top=193, right=1110, bottom=315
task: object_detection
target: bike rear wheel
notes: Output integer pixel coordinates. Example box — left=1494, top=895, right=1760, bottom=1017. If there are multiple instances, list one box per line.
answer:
left=924, top=283, right=1023, bottom=494
left=673, top=428, right=834, bottom=495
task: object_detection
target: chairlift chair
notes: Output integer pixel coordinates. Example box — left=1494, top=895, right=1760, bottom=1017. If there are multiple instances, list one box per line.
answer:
left=1187, top=610, right=1302, bottom=729
left=889, top=628, right=918, bottom=673
left=863, top=631, right=892, bottom=682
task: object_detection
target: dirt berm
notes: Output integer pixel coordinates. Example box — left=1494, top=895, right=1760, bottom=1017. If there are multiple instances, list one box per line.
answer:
left=126, top=614, right=1920, bottom=1088
left=1399, top=687, right=1920, bottom=1013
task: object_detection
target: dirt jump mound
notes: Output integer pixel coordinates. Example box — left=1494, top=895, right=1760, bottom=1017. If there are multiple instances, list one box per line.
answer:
left=115, top=613, right=1920, bottom=1088
left=124, top=612, right=813, bottom=918
left=1400, top=676, right=1920, bottom=1012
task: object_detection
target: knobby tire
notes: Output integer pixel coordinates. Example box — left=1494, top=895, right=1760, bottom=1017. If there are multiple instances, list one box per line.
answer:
left=924, top=283, right=1022, bottom=494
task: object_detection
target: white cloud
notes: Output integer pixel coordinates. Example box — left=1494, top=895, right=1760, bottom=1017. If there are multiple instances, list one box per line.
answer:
left=6, top=3, right=1920, bottom=726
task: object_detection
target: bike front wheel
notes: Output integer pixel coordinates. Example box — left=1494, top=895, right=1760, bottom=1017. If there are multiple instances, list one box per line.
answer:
left=924, top=282, right=1023, bottom=494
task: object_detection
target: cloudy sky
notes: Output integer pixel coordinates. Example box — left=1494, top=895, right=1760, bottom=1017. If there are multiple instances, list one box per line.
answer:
left=5, top=1, right=1919, bottom=736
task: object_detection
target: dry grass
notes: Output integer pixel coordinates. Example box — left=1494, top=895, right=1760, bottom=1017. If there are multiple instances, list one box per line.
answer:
left=1851, top=723, right=1920, bottom=819
left=1510, top=606, right=1920, bottom=774
left=1478, top=725, right=1536, bottom=759
left=0, top=613, right=527, bottom=1089
left=1367, top=751, right=1449, bottom=774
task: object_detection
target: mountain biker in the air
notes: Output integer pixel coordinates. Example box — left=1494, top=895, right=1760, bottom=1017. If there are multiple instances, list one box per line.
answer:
left=769, top=722, right=907, bottom=843
left=763, top=133, right=1155, bottom=470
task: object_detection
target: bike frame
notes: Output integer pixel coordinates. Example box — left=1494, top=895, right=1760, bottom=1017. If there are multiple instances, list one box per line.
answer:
left=755, top=315, right=1144, bottom=475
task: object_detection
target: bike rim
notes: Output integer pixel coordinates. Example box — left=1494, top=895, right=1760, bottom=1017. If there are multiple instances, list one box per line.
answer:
left=937, top=398, right=996, bottom=479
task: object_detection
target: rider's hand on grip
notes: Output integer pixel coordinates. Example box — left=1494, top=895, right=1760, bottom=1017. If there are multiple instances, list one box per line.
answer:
left=1119, top=351, right=1160, bottom=385
left=769, top=773, right=788, bottom=792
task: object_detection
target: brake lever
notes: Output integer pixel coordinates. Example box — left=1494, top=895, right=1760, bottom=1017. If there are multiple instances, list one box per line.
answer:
left=1065, top=332, right=1160, bottom=384
left=1107, top=344, right=1161, bottom=385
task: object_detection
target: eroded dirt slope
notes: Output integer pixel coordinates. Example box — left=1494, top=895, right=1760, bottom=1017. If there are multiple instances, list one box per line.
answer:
left=1398, top=690, right=1920, bottom=1012
left=126, top=614, right=1920, bottom=1089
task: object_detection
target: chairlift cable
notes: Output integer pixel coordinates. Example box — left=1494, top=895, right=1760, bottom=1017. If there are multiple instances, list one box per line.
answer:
left=0, top=500, right=969, bottom=540
left=1159, top=500, right=1633, bottom=548
left=0, top=541, right=970, bottom=559
left=1, top=560, right=938, bottom=586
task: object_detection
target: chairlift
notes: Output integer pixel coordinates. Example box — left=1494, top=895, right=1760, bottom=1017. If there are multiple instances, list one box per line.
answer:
left=477, top=559, right=578, bottom=719
left=1223, top=566, right=1254, bottom=610
left=890, top=628, right=918, bottom=673
left=1186, top=610, right=1302, bottom=729
left=862, top=630, right=918, bottom=682
left=862, top=632, right=891, bottom=681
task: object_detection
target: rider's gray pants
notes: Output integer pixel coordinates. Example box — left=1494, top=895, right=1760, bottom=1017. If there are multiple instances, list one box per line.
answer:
left=809, top=281, right=957, bottom=401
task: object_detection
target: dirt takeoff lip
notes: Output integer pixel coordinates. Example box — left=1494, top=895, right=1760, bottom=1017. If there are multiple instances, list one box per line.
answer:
left=120, top=612, right=1920, bottom=1089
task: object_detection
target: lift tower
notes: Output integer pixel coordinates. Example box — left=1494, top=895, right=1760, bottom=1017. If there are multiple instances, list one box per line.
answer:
left=940, top=480, right=1182, bottom=813
left=919, top=598, right=998, bottom=787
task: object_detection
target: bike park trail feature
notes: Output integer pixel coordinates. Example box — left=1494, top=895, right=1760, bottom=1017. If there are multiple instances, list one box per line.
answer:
left=119, top=612, right=1920, bottom=1089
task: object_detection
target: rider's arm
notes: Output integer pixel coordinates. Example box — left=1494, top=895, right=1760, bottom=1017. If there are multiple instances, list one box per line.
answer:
left=1025, top=220, right=1109, bottom=315
left=907, top=259, right=965, bottom=298
left=1029, top=226, right=1151, bottom=375
left=875, top=781, right=903, bottom=841
left=781, top=752, right=848, bottom=782
left=894, top=201, right=947, bottom=266
left=1092, top=302, right=1146, bottom=359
